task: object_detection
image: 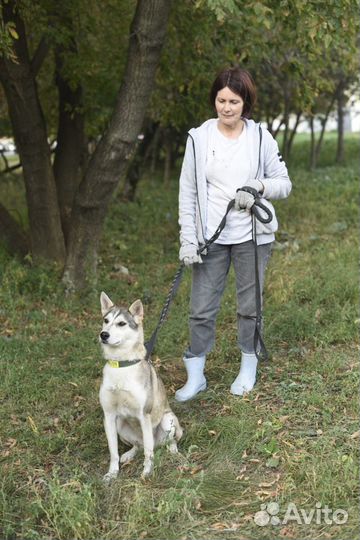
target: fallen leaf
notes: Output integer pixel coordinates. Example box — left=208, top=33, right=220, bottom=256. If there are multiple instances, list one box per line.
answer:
left=280, top=526, right=297, bottom=537
left=211, top=522, right=229, bottom=530
left=5, top=438, right=17, bottom=449
left=255, top=489, right=277, bottom=498
left=27, top=416, right=39, bottom=434
left=74, top=395, right=85, bottom=407
left=190, top=465, right=203, bottom=475
left=282, top=440, right=295, bottom=448
left=237, top=465, right=247, bottom=476
left=259, top=476, right=279, bottom=488
left=221, top=405, right=231, bottom=412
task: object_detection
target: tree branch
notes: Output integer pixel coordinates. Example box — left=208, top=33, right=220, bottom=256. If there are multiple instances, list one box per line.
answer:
left=30, top=35, right=50, bottom=77
left=0, top=161, right=22, bottom=175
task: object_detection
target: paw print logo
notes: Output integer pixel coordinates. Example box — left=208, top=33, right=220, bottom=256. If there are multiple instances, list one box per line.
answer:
left=254, top=502, right=281, bottom=526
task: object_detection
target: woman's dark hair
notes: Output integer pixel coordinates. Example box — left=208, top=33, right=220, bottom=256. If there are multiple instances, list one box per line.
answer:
left=209, top=67, right=257, bottom=118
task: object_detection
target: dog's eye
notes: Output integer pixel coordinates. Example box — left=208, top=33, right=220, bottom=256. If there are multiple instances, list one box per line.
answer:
left=104, top=318, right=109, bottom=324
left=117, top=321, right=127, bottom=327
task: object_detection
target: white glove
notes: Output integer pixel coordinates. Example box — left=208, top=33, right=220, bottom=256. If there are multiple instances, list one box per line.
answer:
left=234, top=189, right=255, bottom=211
left=180, top=244, right=203, bottom=266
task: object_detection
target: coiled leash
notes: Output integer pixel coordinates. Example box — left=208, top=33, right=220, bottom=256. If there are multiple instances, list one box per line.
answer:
left=145, top=192, right=273, bottom=363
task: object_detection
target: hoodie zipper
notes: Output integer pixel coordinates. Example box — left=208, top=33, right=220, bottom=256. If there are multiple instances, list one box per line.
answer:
left=188, top=132, right=206, bottom=244
left=255, top=124, right=263, bottom=180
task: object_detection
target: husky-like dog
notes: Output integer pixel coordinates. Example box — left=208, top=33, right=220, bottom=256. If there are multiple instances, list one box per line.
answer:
left=99, top=292, right=183, bottom=480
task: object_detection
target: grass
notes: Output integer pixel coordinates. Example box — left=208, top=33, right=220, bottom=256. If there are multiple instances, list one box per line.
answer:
left=0, top=133, right=359, bottom=539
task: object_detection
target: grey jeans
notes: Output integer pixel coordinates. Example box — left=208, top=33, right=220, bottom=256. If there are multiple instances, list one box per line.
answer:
left=185, top=240, right=272, bottom=357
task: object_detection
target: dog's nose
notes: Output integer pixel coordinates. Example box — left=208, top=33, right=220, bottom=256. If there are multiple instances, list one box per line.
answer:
left=100, top=331, right=110, bottom=342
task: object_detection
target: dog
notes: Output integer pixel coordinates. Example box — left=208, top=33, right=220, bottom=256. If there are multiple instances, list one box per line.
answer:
left=98, top=292, right=183, bottom=480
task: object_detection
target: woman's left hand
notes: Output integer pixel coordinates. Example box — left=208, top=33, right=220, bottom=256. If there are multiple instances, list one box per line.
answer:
left=234, top=189, right=255, bottom=211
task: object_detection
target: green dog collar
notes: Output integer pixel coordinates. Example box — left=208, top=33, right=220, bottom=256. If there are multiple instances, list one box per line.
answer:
left=107, top=359, right=142, bottom=368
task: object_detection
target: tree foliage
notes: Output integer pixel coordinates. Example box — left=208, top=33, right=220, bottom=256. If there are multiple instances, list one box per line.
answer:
left=150, top=0, right=359, bottom=157
left=0, top=0, right=171, bottom=289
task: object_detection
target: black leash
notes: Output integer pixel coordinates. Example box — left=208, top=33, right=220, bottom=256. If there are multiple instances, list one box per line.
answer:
left=144, top=198, right=237, bottom=362
left=145, top=262, right=185, bottom=362
left=241, top=186, right=272, bottom=362
left=145, top=193, right=272, bottom=363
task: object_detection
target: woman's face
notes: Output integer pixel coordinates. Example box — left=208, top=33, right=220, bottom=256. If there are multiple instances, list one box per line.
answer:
left=215, top=86, right=244, bottom=129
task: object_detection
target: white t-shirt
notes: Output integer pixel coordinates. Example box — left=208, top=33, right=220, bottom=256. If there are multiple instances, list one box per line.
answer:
left=205, top=121, right=253, bottom=244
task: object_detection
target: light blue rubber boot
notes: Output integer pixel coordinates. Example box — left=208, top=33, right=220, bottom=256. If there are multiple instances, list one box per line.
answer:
left=175, top=356, right=207, bottom=402
left=230, top=352, right=258, bottom=396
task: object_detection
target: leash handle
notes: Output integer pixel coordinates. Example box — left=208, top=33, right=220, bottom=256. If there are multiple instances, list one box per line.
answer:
left=238, top=186, right=273, bottom=224
left=252, top=199, right=272, bottom=224
left=198, top=189, right=272, bottom=257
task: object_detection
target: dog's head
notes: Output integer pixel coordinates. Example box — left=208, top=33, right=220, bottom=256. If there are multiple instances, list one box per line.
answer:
left=99, top=292, right=144, bottom=351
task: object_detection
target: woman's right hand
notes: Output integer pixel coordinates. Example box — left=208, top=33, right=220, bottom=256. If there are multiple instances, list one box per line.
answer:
left=180, top=244, right=203, bottom=266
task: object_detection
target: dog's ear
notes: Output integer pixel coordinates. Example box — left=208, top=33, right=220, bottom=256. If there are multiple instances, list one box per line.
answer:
left=129, top=299, right=144, bottom=324
left=100, top=292, right=114, bottom=316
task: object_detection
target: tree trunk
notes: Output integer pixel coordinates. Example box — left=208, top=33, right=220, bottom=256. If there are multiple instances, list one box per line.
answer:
left=286, top=110, right=301, bottom=159
left=0, top=1, right=65, bottom=264
left=336, top=83, right=346, bottom=164
left=53, top=45, right=85, bottom=244
left=122, top=157, right=141, bottom=202
left=273, top=117, right=285, bottom=139
left=314, top=93, right=336, bottom=166
left=63, top=0, right=172, bottom=290
left=163, top=129, right=173, bottom=186
left=0, top=202, right=28, bottom=257
left=309, top=116, right=316, bottom=169
left=122, top=123, right=156, bottom=201
left=150, top=124, right=161, bottom=174
left=266, top=115, right=273, bottom=135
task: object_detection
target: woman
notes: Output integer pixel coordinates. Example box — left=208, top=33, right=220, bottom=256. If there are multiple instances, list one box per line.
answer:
left=176, top=67, right=292, bottom=402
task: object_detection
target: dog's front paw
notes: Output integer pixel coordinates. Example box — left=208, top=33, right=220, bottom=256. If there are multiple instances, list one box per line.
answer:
left=102, top=470, right=119, bottom=484
left=120, top=446, right=138, bottom=464
left=168, top=441, right=178, bottom=454
left=141, top=459, right=154, bottom=479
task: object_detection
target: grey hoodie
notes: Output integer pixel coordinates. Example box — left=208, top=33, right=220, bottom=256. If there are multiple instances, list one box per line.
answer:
left=178, top=118, right=292, bottom=259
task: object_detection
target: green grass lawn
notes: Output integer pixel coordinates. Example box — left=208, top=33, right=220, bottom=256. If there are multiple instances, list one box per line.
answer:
left=0, top=134, right=358, bottom=539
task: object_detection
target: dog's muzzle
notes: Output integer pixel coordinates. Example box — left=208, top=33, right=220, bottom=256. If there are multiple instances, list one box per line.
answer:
left=100, top=331, right=110, bottom=343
